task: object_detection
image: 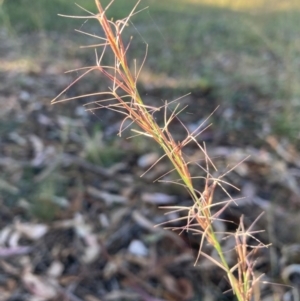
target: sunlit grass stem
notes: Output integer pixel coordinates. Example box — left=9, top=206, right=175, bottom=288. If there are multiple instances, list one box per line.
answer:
left=52, top=1, right=268, bottom=300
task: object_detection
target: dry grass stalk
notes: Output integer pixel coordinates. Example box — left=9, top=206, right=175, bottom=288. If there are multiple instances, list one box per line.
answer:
left=52, top=1, right=269, bottom=300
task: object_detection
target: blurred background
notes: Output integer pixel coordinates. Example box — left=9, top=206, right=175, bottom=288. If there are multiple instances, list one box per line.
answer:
left=0, top=0, right=300, bottom=300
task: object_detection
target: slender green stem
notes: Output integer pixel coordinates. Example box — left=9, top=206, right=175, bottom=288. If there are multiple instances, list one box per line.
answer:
left=56, top=2, right=256, bottom=300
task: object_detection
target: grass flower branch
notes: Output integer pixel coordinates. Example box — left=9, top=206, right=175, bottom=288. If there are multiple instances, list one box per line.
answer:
left=52, top=1, right=269, bottom=300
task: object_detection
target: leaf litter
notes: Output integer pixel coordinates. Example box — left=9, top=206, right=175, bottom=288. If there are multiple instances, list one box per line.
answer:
left=0, top=18, right=300, bottom=301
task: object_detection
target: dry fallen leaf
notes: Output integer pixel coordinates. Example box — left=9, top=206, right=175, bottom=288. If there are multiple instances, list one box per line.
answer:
left=128, top=239, right=148, bottom=257
left=141, top=192, right=176, bottom=205
left=47, top=261, right=64, bottom=278
left=81, top=233, right=101, bottom=264
left=0, top=246, right=32, bottom=258
left=15, top=222, right=48, bottom=241
left=137, top=152, right=160, bottom=168
left=161, top=274, right=194, bottom=300
left=22, top=271, right=58, bottom=300
left=87, top=186, right=128, bottom=205
left=0, top=227, right=12, bottom=245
